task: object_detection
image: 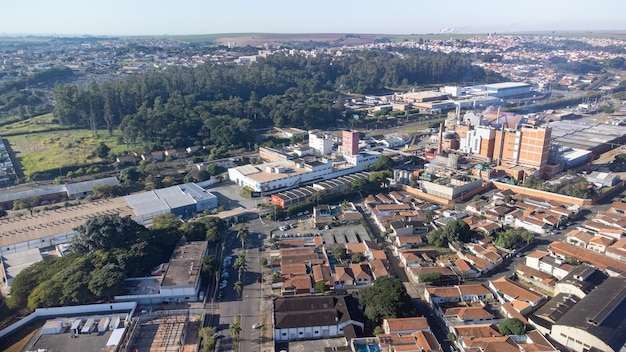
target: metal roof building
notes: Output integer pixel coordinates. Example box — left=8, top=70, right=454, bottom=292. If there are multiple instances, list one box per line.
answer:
left=65, top=176, right=119, bottom=199
left=125, top=183, right=217, bottom=225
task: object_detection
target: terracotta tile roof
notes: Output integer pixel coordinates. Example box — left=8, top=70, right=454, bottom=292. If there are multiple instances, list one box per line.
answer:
left=350, top=263, right=372, bottom=280
left=490, top=277, right=544, bottom=304
left=426, top=286, right=460, bottom=298
left=451, top=323, right=501, bottom=338
left=369, top=259, right=391, bottom=278
left=461, top=336, right=520, bottom=352
left=482, top=250, right=502, bottom=264
left=375, top=203, right=412, bottom=211
left=311, top=264, right=332, bottom=284
left=458, top=284, right=492, bottom=296
left=444, top=306, right=495, bottom=320
left=344, top=242, right=366, bottom=254
left=589, top=235, right=614, bottom=247
left=526, top=250, right=549, bottom=259
left=455, top=258, right=474, bottom=273
left=370, top=249, right=388, bottom=260
left=549, top=241, right=626, bottom=273
left=565, top=229, right=594, bottom=243
left=610, top=201, right=626, bottom=212
left=281, top=263, right=308, bottom=277
left=411, top=330, right=441, bottom=351
left=334, top=266, right=354, bottom=282
left=465, top=254, right=491, bottom=271
left=384, top=317, right=429, bottom=333
left=515, top=264, right=557, bottom=286
left=396, top=235, right=423, bottom=245
left=283, top=276, right=312, bottom=290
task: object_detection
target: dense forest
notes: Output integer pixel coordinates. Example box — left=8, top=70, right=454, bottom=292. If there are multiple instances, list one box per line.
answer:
left=53, top=50, right=498, bottom=151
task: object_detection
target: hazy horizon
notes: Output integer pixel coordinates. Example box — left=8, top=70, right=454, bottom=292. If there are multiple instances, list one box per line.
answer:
left=1, top=0, right=625, bottom=37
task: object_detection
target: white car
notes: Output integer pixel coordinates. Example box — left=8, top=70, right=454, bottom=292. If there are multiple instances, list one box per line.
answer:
left=252, top=322, right=262, bottom=329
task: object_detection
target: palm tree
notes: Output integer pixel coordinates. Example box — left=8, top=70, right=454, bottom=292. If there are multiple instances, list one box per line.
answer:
left=234, top=253, right=247, bottom=278
left=230, top=317, right=241, bottom=339
left=234, top=280, right=243, bottom=298
left=237, top=224, right=249, bottom=248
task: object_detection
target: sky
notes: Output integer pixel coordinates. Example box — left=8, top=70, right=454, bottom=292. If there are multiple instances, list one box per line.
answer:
left=1, top=0, right=625, bottom=36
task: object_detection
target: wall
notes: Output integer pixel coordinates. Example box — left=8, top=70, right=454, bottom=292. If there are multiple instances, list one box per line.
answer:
left=491, top=182, right=592, bottom=207
left=0, top=302, right=137, bottom=340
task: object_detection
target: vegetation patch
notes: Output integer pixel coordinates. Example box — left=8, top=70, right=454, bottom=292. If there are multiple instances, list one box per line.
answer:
left=7, top=127, right=130, bottom=177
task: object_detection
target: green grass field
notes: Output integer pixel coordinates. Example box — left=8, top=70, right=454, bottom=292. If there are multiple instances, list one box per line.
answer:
left=1, top=114, right=132, bottom=176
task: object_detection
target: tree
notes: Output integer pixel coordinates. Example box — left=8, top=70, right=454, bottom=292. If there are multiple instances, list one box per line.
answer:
left=201, top=255, right=217, bottom=281
left=234, top=253, right=247, bottom=275
left=230, top=316, right=242, bottom=339
left=71, top=214, right=149, bottom=254
left=418, top=272, right=442, bottom=283
left=237, top=224, right=249, bottom=248
left=181, top=221, right=208, bottom=241
left=373, top=326, right=385, bottom=336
left=205, top=163, right=226, bottom=176
left=234, top=280, right=243, bottom=297
left=94, top=142, right=110, bottom=158
left=359, top=277, right=413, bottom=323
left=259, top=257, right=268, bottom=267
left=332, top=245, right=347, bottom=262
left=498, top=318, right=526, bottom=336
left=119, top=167, right=140, bottom=183
left=13, top=196, right=40, bottom=215
left=369, top=155, right=395, bottom=171
left=447, top=332, right=457, bottom=341
left=199, top=327, right=216, bottom=352
left=351, top=252, right=365, bottom=263
left=151, top=213, right=182, bottom=231
left=88, top=263, right=126, bottom=300
left=315, top=281, right=329, bottom=293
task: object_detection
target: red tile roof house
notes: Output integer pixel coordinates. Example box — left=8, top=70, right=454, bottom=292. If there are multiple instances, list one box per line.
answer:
left=425, top=284, right=493, bottom=305
left=488, top=277, right=547, bottom=315
left=587, top=235, right=614, bottom=253
left=453, top=258, right=480, bottom=279
left=443, top=306, right=495, bottom=325
left=382, top=317, right=430, bottom=335
left=606, top=237, right=626, bottom=262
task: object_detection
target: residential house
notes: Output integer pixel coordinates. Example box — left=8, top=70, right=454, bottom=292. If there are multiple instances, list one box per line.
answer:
left=606, top=237, right=626, bottom=262
left=524, top=250, right=574, bottom=279
left=565, top=230, right=594, bottom=248
left=350, top=263, right=372, bottom=286
left=273, top=295, right=365, bottom=342
left=515, top=216, right=552, bottom=235
left=587, top=235, right=613, bottom=253
left=369, top=259, right=393, bottom=279
left=425, top=284, right=493, bottom=305
left=382, top=317, right=430, bottom=335
left=334, top=266, right=355, bottom=288
left=453, top=258, right=480, bottom=279
left=442, top=306, right=495, bottom=326
left=489, top=277, right=546, bottom=315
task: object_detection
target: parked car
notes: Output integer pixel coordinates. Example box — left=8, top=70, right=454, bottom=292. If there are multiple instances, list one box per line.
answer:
left=252, top=322, right=262, bottom=329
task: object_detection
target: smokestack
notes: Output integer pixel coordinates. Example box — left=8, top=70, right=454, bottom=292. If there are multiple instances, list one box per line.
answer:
left=437, top=122, right=444, bottom=155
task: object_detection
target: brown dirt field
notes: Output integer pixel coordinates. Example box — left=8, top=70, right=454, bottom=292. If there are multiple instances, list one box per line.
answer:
left=215, top=33, right=377, bottom=47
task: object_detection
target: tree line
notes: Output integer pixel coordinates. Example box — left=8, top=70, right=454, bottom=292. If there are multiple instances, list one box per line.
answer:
left=53, top=50, right=496, bottom=152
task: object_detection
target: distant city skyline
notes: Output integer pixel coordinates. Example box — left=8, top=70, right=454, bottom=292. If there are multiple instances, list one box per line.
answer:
left=1, top=0, right=625, bottom=37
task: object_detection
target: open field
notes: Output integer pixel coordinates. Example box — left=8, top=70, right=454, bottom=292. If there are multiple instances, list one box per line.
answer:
left=0, top=113, right=61, bottom=135
left=2, top=115, right=132, bottom=176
